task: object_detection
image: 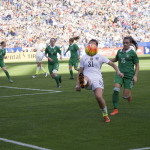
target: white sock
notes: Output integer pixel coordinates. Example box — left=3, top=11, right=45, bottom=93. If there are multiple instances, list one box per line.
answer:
left=101, top=106, right=108, bottom=116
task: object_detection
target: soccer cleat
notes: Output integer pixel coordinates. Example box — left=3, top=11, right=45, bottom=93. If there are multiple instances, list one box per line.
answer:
left=104, top=116, right=110, bottom=122
left=59, top=75, right=62, bottom=83
left=128, top=93, right=132, bottom=103
left=45, top=72, right=48, bottom=77
left=57, top=86, right=61, bottom=88
left=110, top=109, right=118, bottom=115
left=9, top=79, right=13, bottom=83
left=32, top=75, right=37, bottom=78
left=79, top=73, right=85, bottom=88
left=69, top=77, right=74, bottom=80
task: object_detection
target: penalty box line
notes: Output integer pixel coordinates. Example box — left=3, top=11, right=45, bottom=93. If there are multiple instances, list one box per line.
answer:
left=0, top=137, right=51, bottom=150
left=130, top=147, right=150, bottom=150
left=0, top=91, right=59, bottom=98
left=0, top=86, right=62, bottom=98
left=0, top=86, right=62, bottom=92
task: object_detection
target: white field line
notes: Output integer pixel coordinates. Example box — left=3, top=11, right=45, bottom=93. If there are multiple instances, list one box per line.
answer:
left=130, top=147, right=150, bottom=150
left=0, top=91, right=60, bottom=98
left=0, top=86, right=61, bottom=92
left=0, top=137, right=51, bottom=150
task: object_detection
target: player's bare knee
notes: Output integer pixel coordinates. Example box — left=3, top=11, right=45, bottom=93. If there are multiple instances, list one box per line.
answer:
left=95, top=95, right=103, bottom=101
left=113, top=87, right=120, bottom=94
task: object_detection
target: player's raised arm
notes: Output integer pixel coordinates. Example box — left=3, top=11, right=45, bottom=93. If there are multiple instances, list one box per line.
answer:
left=108, top=61, right=124, bottom=78
left=64, top=48, right=69, bottom=55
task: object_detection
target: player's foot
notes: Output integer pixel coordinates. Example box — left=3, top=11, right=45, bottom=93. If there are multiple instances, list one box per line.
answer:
left=59, top=75, right=62, bottom=83
left=128, top=93, right=132, bottom=103
left=69, top=77, right=74, bottom=80
left=32, top=75, right=37, bottom=78
left=79, top=73, right=85, bottom=88
left=57, top=86, right=61, bottom=88
left=9, top=79, right=13, bottom=83
left=45, top=72, right=48, bottom=77
left=104, top=116, right=110, bottom=123
left=110, top=109, right=118, bottom=115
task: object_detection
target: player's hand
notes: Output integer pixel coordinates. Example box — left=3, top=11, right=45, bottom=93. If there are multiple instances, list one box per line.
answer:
left=48, top=57, right=53, bottom=62
left=75, top=85, right=81, bottom=91
left=4, top=56, right=7, bottom=59
left=118, top=71, right=124, bottom=78
left=133, top=75, right=137, bottom=83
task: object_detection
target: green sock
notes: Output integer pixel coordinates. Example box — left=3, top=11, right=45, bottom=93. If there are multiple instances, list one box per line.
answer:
left=4, top=70, right=11, bottom=80
left=54, top=75, right=60, bottom=86
left=69, top=69, right=73, bottom=78
left=36, top=67, right=40, bottom=75
left=41, top=66, right=46, bottom=73
left=112, top=91, right=119, bottom=109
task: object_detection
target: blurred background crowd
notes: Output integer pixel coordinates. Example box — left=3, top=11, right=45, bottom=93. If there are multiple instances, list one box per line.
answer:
left=0, top=0, right=150, bottom=49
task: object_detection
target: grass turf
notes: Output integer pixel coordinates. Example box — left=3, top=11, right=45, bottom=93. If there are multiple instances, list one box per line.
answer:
left=0, top=56, right=150, bottom=150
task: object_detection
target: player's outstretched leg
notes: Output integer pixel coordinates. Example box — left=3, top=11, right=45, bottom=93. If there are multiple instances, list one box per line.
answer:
left=110, top=86, right=121, bottom=115
left=3, top=68, right=13, bottom=83
left=32, top=66, right=40, bottom=78
left=94, top=88, right=110, bottom=122
left=40, top=65, right=47, bottom=77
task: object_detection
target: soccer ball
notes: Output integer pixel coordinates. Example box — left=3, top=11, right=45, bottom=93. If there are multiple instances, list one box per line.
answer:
left=85, top=44, right=98, bottom=56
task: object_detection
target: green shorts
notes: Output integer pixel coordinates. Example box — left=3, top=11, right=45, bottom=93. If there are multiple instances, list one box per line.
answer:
left=114, top=73, right=134, bottom=90
left=48, top=62, right=59, bottom=74
left=69, top=58, right=78, bottom=68
left=0, top=60, right=5, bottom=68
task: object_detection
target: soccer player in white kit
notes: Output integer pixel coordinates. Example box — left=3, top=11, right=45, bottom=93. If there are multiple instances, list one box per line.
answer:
left=76, top=39, right=124, bottom=122
left=32, top=38, right=47, bottom=78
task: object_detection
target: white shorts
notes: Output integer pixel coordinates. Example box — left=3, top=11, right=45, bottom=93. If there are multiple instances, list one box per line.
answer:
left=85, top=76, right=104, bottom=91
left=36, top=56, right=43, bottom=62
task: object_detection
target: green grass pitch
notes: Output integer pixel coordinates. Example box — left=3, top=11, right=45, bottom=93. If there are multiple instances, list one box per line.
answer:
left=0, top=56, right=150, bottom=150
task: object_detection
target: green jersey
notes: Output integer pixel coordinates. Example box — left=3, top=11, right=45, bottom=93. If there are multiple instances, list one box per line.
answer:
left=45, top=45, right=61, bottom=65
left=69, top=43, right=79, bottom=59
left=0, top=47, right=6, bottom=61
left=116, top=48, right=139, bottom=78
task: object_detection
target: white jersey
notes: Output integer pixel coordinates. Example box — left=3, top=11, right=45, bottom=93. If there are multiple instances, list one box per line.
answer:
left=35, top=43, right=45, bottom=57
left=80, top=54, right=110, bottom=79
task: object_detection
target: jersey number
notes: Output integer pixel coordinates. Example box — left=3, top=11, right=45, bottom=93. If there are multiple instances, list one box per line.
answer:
left=88, top=61, right=94, bottom=67
left=121, top=58, right=126, bottom=63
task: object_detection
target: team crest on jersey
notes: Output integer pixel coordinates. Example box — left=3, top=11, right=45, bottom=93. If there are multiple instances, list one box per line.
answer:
left=95, top=57, right=99, bottom=60
left=54, top=49, right=56, bottom=52
left=90, top=57, right=93, bottom=61
left=126, top=54, right=130, bottom=58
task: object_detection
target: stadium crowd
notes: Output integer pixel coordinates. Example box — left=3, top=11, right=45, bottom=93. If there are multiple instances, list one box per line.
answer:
left=0, top=0, right=149, bottom=49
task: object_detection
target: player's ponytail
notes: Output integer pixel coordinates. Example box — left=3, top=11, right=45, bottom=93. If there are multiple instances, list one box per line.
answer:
left=124, top=36, right=138, bottom=51
left=131, top=37, right=138, bottom=51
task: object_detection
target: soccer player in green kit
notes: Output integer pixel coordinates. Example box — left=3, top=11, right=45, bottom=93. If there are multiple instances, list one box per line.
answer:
left=64, top=36, right=80, bottom=79
left=45, top=38, right=62, bottom=88
left=0, top=41, right=13, bottom=83
left=110, top=36, right=139, bottom=115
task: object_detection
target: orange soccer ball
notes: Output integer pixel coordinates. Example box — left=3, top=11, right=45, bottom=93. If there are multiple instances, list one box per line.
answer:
left=85, top=44, right=98, bottom=56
